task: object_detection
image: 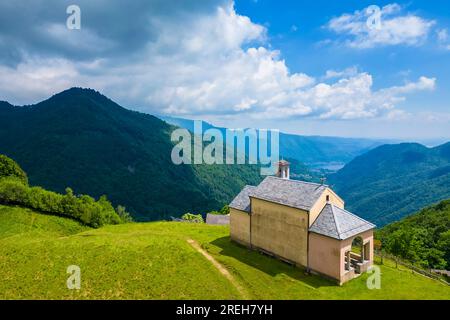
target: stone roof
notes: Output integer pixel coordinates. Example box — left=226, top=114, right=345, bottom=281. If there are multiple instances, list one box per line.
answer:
left=309, top=204, right=376, bottom=240
left=250, top=176, right=328, bottom=211
left=229, top=185, right=256, bottom=213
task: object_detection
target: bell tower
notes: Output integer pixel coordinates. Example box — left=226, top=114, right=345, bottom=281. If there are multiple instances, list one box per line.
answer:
left=276, top=160, right=290, bottom=179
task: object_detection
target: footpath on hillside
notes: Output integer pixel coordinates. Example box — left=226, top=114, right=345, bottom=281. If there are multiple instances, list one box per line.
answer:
left=187, top=239, right=250, bottom=299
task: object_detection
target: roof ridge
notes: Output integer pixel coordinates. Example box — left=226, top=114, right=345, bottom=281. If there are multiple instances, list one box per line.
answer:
left=266, top=176, right=329, bottom=188
left=310, top=203, right=375, bottom=240
left=329, top=204, right=342, bottom=238
left=332, top=204, right=376, bottom=227
left=339, top=224, right=374, bottom=235
left=249, top=193, right=311, bottom=211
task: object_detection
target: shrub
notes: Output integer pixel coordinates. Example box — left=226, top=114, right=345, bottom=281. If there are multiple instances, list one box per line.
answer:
left=181, top=213, right=204, bottom=223
left=0, top=177, right=28, bottom=203
left=0, top=155, right=28, bottom=184
left=208, top=205, right=230, bottom=215
left=116, top=205, right=133, bottom=223
left=219, top=205, right=230, bottom=215
left=0, top=177, right=131, bottom=228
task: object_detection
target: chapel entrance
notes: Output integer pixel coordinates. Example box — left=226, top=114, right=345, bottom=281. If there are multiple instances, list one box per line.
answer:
left=344, top=236, right=370, bottom=273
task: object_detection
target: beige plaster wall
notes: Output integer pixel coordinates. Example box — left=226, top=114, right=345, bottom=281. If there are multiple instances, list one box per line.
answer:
left=250, top=197, right=309, bottom=266
left=308, top=232, right=342, bottom=280
left=309, top=187, right=345, bottom=226
left=230, top=208, right=250, bottom=246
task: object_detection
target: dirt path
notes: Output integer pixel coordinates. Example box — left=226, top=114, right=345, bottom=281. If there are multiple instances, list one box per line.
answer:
left=186, top=239, right=249, bottom=299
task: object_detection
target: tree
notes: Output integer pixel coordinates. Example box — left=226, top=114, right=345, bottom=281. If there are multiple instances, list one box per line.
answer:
left=219, top=204, right=230, bottom=215
left=437, top=230, right=450, bottom=269
left=208, top=204, right=230, bottom=216
left=0, top=155, right=129, bottom=228
left=0, top=155, right=28, bottom=184
left=386, top=230, right=409, bottom=268
left=116, top=205, right=133, bottom=223
left=425, top=248, right=446, bottom=270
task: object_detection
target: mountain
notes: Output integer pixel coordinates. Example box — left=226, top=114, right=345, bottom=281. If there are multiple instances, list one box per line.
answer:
left=329, top=142, right=450, bottom=226
left=377, top=199, right=450, bottom=270
left=0, top=88, right=262, bottom=221
left=160, top=116, right=387, bottom=171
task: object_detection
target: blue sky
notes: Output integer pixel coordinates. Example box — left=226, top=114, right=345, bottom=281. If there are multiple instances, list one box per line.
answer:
left=237, top=1, right=448, bottom=87
left=0, top=0, right=448, bottom=140
left=232, top=0, right=450, bottom=139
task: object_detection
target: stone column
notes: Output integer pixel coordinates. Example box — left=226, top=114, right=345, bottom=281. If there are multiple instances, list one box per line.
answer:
left=346, top=251, right=351, bottom=270
left=361, top=244, right=365, bottom=263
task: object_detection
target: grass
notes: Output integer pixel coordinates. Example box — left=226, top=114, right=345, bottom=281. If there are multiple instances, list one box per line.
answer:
left=0, top=205, right=449, bottom=300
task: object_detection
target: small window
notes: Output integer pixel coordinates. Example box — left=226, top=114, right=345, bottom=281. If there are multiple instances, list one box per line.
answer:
left=326, top=195, right=330, bottom=202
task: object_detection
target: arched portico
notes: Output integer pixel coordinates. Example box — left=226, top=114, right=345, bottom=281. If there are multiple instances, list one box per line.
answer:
left=344, top=235, right=372, bottom=275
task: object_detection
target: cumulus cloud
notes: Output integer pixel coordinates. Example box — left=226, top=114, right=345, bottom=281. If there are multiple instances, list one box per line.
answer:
left=436, top=28, right=450, bottom=50
left=437, top=29, right=448, bottom=42
left=0, top=58, right=81, bottom=104
left=323, top=66, right=359, bottom=80
left=0, top=0, right=437, bottom=121
left=327, top=3, right=435, bottom=48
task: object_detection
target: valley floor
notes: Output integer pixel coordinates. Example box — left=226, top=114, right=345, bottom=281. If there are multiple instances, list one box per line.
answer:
left=0, top=205, right=449, bottom=300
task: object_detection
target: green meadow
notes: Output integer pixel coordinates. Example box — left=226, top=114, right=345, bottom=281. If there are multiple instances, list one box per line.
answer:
left=0, top=204, right=449, bottom=300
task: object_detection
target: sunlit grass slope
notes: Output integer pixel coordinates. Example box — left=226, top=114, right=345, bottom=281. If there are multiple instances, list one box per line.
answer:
left=0, top=205, right=449, bottom=300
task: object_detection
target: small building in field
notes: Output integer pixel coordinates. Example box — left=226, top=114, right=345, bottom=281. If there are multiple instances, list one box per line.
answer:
left=229, top=161, right=376, bottom=285
left=206, top=213, right=230, bottom=225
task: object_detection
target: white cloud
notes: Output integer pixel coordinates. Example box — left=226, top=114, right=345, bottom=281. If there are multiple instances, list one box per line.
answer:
left=0, top=1, right=438, bottom=122
left=436, top=28, right=450, bottom=50
left=420, top=111, right=450, bottom=123
left=327, top=3, right=435, bottom=48
left=383, top=76, right=436, bottom=94
left=297, top=74, right=435, bottom=120
left=386, top=109, right=410, bottom=120
left=323, top=66, right=359, bottom=79
left=437, top=28, right=448, bottom=42
left=43, top=23, right=115, bottom=53
left=0, top=58, right=80, bottom=104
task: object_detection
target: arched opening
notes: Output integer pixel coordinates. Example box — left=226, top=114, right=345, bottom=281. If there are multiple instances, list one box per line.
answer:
left=352, top=236, right=363, bottom=256
left=345, top=236, right=365, bottom=273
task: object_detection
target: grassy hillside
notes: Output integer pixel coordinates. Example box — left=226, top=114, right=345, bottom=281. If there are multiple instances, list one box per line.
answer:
left=0, top=154, right=128, bottom=227
left=329, top=142, right=450, bottom=226
left=377, top=199, right=450, bottom=270
left=0, top=205, right=89, bottom=239
left=1, top=205, right=449, bottom=300
left=0, top=88, right=262, bottom=221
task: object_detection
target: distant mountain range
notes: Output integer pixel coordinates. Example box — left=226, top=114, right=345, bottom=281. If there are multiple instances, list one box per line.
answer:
left=2, top=88, right=449, bottom=226
left=160, top=115, right=388, bottom=171
left=0, top=88, right=261, bottom=221
left=329, top=142, right=450, bottom=226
